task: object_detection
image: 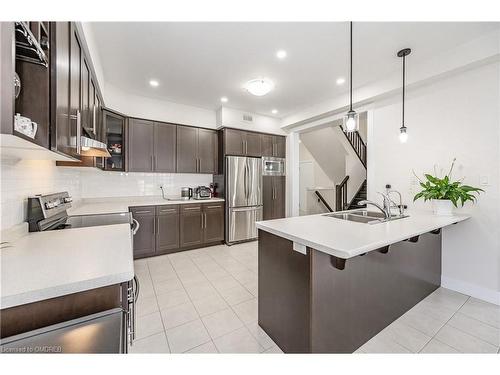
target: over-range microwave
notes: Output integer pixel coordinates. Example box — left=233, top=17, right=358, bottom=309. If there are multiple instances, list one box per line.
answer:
left=262, top=157, right=286, bottom=176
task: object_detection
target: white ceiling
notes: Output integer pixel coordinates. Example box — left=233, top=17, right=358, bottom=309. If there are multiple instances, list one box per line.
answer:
left=90, top=22, right=499, bottom=118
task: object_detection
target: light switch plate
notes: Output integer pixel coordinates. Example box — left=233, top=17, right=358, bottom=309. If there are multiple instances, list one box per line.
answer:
left=480, top=175, right=490, bottom=186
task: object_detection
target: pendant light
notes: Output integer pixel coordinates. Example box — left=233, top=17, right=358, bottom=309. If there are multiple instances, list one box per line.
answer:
left=397, top=48, right=411, bottom=143
left=343, top=21, right=358, bottom=133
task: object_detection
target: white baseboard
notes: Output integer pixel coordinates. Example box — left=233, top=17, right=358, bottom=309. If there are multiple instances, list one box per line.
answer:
left=441, top=276, right=500, bottom=306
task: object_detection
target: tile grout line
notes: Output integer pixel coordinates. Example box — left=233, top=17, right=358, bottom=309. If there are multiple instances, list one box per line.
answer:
left=418, top=295, right=471, bottom=353
left=165, top=253, right=214, bottom=353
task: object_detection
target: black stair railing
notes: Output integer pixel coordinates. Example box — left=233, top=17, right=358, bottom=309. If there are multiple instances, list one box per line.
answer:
left=340, top=126, right=367, bottom=168
left=315, top=191, right=334, bottom=212
left=335, top=175, right=350, bottom=211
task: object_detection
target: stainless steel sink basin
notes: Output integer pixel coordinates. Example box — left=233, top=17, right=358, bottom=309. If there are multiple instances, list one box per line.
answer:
left=324, top=209, right=409, bottom=224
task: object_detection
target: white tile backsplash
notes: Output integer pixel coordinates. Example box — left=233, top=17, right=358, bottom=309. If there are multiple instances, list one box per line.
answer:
left=0, top=159, right=213, bottom=230
left=0, top=159, right=81, bottom=230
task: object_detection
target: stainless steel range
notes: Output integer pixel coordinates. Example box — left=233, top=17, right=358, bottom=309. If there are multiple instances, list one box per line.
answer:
left=27, top=192, right=138, bottom=233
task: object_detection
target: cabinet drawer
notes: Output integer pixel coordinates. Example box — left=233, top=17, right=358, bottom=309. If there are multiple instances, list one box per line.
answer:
left=202, top=203, right=224, bottom=210
left=181, top=204, right=202, bottom=213
left=156, top=205, right=179, bottom=215
left=129, top=206, right=155, bottom=216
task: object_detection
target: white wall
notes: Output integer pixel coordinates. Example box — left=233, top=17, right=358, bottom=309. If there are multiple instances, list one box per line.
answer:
left=367, top=61, right=500, bottom=304
left=104, top=83, right=217, bottom=128
left=217, top=107, right=285, bottom=135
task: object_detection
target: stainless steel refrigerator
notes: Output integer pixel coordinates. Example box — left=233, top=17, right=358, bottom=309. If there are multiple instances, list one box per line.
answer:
left=225, top=156, right=263, bottom=244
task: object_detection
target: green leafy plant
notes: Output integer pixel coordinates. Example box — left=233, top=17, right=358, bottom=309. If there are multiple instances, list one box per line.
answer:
left=413, top=158, right=483, bottom=207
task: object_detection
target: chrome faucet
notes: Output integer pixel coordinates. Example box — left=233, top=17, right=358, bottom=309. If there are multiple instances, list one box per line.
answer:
left=357, top=200, right=390, bottom=219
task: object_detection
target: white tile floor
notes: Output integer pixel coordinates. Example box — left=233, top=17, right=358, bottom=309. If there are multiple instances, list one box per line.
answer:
left=130, top=241, right=500, bottom=354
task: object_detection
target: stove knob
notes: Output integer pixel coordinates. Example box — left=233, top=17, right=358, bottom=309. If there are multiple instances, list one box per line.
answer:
left=45, top=202, right=54, bottom=209
left=64, top=197, right=73, bottom=203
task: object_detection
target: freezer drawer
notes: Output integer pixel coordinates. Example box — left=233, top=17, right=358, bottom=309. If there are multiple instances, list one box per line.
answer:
left=228, top=206, right=262, bottom=243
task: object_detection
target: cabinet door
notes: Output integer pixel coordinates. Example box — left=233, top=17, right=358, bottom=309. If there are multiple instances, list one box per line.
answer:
left=274, top=136, right=286, bottom=158
left=198, top=129, right=217, bottom=174
left=224, top=128, right=245, bottom=156
left=203, top=203, right=224, bottom=243
left=103, top=110, right=125, bottom=171
left=128, top=119, right=154, bottom=172
left=273, top=176, right=286, bottom=219
left=154, top=123, right=176, bottom=172
left=261, top=134, right=273, bottom=157
left=52, top=22, right=75, bottom=157
left=130, top=207, right=156, bottom=259
left=180, top=205, right=204, bottom=248
left=81, top=57, right=90, bottom=135
left=244, top=132, right=262, bottom=157
left=176, top=126, right=198, bottom=173
left=156, top=206, right=180, bottom=253
left=69, top=24, right=81, bottom=156
left=262, top=176, right=274, bottom=220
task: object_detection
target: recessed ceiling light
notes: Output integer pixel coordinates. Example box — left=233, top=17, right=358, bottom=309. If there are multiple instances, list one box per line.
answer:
left=276, top=50, right=287, bottom=59
left=336, top=77, right=346, bottom=85
left=220, top=96, right=228, bottom=103
left=271, top=109, right=278, bottom=114
left=149, top=80, right=159, bottom=87
left=244, top=78, right=275, bottom=97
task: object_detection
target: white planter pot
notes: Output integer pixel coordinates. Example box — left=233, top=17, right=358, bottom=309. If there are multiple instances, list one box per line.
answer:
left=432, top=199, right=454, bottom=216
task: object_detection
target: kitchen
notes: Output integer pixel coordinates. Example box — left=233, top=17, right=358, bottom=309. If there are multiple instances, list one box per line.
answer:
left=1, top=3, right=500, bottom=371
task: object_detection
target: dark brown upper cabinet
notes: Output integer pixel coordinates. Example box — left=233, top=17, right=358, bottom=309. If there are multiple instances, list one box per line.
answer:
left=102, top=109, right=126, bottom=171
left=261, top=134, right=286, bottom=158
left=128, top=118, right=155, bottom=172
left=263, top=176, right=286, bottom=220
left=154, top=122, right=176, bottom=173
left=222, top=128, right=262, bottom=157
left=177, top=126, right=218, bottom=174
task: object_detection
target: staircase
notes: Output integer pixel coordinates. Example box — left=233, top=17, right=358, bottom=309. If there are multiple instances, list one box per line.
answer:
left=348, top=180, right=367, bottom=209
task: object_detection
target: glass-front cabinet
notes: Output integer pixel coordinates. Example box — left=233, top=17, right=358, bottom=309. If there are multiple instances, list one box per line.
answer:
left=101, top=109, right=126, bottom=171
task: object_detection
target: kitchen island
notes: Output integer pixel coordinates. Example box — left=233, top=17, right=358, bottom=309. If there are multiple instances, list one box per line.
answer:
left=255, top=211, right=469, bottom=353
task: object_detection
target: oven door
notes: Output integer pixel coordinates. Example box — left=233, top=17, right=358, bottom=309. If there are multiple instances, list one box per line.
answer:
left=262, top=157, right=285, bottom=176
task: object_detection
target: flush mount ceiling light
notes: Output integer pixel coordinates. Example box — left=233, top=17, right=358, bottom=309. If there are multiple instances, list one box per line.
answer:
left=149, top=79, right=159, bottom=87
left=276, top=50, right=287, bottom=59
left=220, top=96, right=228, bottom=103
left=343, top=22, right=359, bottom=133
left=244, top=78, right=275, bottom=96
left=271, top=109, right=278, bottom=114
left=336, top=77, right=346, bottom=85
left=397, top=48, right=412, bottom=143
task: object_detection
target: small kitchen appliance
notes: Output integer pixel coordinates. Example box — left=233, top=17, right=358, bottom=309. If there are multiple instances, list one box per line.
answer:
left=180, top=187, right=193, bottom=200
left=193, top=186, right=212, bottom=200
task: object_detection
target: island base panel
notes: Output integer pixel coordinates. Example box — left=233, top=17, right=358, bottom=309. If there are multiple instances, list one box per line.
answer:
left=258, top=229, right=441, bottom=353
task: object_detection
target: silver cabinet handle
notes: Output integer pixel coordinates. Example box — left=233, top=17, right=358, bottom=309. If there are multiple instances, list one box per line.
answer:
left=205, top=205, right=221, bottom=209
left=134, top=210, right=152, bottom=214
left=92, top=104, right=96, bottom=134
left=76, top=110, right=81, bottom=154
left=154, top=156, right=157, bottom=171
left=131, top=218, right=140, bottom=235
left=184, top=207, right=201, bottom=211
left=204, top=212, right=207, bottom=228
left=160, top=208, right=177, bottom=213
left=201, top=212, right=204, bottom=229
left=151, top=155, right=154, bottom=171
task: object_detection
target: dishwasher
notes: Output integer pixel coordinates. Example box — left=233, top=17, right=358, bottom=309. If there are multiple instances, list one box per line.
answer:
left=0, top=308, right=125, bottom=354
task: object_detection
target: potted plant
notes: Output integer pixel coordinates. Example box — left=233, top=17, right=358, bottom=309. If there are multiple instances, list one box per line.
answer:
left=413, top=158, right=483, bottom=215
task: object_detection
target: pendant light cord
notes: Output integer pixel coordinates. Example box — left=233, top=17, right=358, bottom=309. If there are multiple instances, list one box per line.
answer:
left=349, top=21, right=353, bottom=112
left=402, top=53, right=405, bottom=127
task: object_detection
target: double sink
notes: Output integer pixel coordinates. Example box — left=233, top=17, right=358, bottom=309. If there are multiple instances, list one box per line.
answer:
left=324, top=209, right=409, bottom=224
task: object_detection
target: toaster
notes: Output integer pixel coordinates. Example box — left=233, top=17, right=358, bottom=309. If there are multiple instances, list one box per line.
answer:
left=193, top=186, right=212, bottom=200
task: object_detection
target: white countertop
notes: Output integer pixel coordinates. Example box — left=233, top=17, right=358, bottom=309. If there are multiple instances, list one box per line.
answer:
left=256, top=211, right=470, bottom=260
left=68, top=197, right=225, bottom=216
left=1, top=223, right=134, bottom=309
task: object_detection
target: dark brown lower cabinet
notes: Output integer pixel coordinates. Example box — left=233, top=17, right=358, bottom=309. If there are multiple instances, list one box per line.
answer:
left=263, top=176, right=286, bottom=220
left=202, top=203, right=224, bottom=243
left=156, top=205, right=180, bottom=253
left=130, top=206, right=156, bottom=259
left=180, top=204, right=204, bottom=248
left=132, top=202, right=224, bottom=259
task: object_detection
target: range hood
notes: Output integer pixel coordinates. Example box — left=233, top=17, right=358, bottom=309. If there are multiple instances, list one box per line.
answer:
left=80, top=136, right=111, bottom=157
